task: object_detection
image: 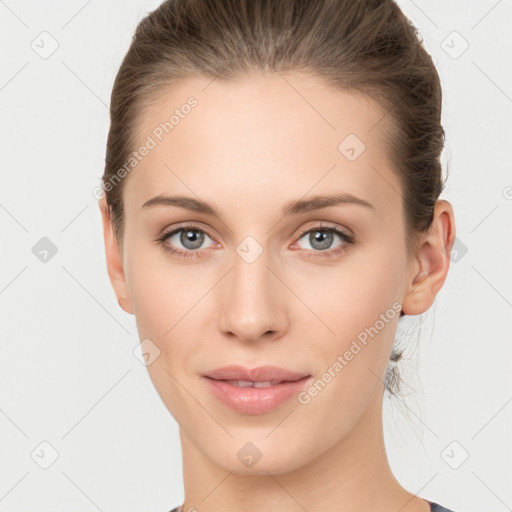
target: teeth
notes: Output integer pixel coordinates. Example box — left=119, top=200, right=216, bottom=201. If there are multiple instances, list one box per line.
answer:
left=227, top=380, right=281, bottom=388
left=232, top=380, right=257, bottom=387
left=253, top=381, right=274, bottom=388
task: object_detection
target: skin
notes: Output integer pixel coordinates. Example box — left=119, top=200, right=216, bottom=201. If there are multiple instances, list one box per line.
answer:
left=99, top=71, right=455, bottom=512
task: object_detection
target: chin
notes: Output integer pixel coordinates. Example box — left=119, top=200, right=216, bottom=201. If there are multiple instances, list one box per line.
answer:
left=208, top=442, right=310, bottom=476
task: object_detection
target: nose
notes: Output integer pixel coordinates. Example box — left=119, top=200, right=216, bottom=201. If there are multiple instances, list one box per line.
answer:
left=217, top=246, right=288, bottom=344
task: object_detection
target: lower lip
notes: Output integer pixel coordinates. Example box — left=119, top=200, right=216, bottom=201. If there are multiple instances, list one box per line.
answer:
left=203, top=376, right=312, bottom=415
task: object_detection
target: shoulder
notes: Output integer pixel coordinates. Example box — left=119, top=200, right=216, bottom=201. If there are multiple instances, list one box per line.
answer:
left=169, top=504, right=460, bottom=512
left=170, top=504, right=459, bottom=512
left=430, top=503, right=458, bottom=512
left=169, top=502, right=460, bottom=512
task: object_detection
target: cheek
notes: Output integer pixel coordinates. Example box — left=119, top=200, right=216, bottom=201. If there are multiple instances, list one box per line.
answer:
left=124, top=241, right=200, bottom=337
left=124, top=243, right=211, bottom=386
left=290, top=250, right=403, bottom=341
left=289, top=247, right=405, bottom=393
left=292, top=271, right=401, bottom=440
left=124, top=248, right=202, bottom=418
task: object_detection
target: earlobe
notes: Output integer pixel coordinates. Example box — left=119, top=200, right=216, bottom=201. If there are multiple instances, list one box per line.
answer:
left=402, top=200, right=456, bottom=316
left=98, top=196, right=134, bottom=315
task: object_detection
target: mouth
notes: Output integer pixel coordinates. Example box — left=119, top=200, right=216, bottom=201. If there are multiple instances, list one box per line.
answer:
left=203, top=364, right=310, bottom=383
left=202, top=373, right=312, bottom=415
left=204, top=377, right=307, bottom=387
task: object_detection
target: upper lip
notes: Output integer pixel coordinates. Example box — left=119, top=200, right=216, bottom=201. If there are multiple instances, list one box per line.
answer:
left=203, top=365, right=310, bottom=383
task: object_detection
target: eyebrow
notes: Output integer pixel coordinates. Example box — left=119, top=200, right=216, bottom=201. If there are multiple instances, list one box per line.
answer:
left=141, top=192, right=375, bottom=218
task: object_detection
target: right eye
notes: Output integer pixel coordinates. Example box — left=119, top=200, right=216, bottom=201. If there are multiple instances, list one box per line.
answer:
left=157, top=225, right=217, bottom=259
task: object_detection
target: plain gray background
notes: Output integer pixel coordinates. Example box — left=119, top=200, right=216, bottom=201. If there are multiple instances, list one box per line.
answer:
left=1, top=1, right=511, bottom=511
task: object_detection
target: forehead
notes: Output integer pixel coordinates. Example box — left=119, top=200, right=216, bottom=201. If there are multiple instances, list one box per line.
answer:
left=124, top=71, right=400, bottom=214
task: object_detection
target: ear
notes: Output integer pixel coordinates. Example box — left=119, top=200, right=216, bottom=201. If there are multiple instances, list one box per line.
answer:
left=98, top=196, right=134, bottom=315
left=402, top=199, right=456, bottom=316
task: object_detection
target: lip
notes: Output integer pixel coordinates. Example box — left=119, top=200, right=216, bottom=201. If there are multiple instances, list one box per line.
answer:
left=202, top=365, right=312, bottom=415
left=203, top=364, right=310, bottom=382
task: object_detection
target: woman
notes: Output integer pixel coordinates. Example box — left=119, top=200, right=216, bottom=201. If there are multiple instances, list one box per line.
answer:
left=99, top=0, right=457, bottom=510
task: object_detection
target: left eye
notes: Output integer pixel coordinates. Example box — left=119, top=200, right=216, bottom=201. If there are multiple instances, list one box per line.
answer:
left=295, top=227, right=352, bottom=252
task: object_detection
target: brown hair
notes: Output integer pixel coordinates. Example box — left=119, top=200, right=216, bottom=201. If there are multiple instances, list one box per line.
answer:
left=102, top=0, right=447, bottom=396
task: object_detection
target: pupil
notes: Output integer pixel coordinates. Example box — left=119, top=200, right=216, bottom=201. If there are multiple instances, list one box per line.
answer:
left=181, top=229, right=204, bottom=249
left=311, top=230, right=332, bottom=250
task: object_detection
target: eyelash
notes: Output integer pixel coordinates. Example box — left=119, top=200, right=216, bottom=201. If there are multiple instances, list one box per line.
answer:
left=156, top=223, right=356, bottom=260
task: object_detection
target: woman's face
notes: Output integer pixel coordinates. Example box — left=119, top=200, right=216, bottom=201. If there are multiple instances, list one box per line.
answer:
left=108, top=72, right=420, bottom=474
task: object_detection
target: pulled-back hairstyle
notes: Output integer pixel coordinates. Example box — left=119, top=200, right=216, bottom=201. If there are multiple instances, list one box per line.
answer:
left=102, top=0, right=447, bottom=396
